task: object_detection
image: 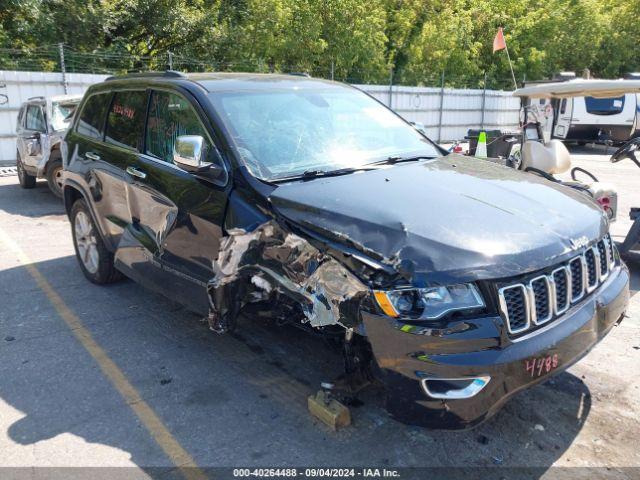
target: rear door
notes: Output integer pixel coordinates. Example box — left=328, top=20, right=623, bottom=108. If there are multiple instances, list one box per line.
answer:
left=68, top=90, right=136, bottom=247
left=122, top=88, right=230, bottom=312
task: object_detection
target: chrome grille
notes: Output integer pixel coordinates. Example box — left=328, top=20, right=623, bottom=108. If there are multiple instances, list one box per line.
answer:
left=498, top=234, right=616, bottom=336
left=569, top=257, right=584, bottom=302
left=551, top=267, right=570, bottom=315
left=529, top=275, right=552, bottom=325
left=585, top=248, right=598, bottom=291
left=498, top=285, right=529, bottom=334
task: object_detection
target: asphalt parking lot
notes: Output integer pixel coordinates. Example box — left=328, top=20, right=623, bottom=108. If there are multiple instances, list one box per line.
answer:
left=0, top=146, right=639, bottom=478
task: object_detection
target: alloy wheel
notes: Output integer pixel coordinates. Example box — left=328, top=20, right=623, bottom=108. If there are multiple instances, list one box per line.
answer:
left=74, top=211, right=99, bottom=274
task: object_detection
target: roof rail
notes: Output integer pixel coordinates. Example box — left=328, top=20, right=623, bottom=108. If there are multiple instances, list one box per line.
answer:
left=27, top=95, right=46, bottom=102
left=105, top=70, right=186, bottom=81
left=287, top=72, right=311, bottom=78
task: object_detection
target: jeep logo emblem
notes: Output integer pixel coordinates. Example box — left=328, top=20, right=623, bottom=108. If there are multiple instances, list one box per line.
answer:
left=570, top=236, right=590, bottom=250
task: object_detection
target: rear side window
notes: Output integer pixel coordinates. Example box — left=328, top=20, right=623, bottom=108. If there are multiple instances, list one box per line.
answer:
left=585, top=96, right=625, bottom=116
left=77, top=93, right=111, bottom=139
left=105, top=91, right=147, bottom=150
left=145, top=91, right=217, bottom=164
left=25, top=105, right=46, bottom=132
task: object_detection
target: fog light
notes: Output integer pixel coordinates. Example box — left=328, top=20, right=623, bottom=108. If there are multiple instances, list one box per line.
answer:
left=420, top=376, right=490, bottom=400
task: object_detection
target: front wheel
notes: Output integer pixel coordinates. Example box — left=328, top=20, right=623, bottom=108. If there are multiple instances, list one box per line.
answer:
left=16, top=151, right=36, bottom=189
left=70, top=199, right=123, bottom=284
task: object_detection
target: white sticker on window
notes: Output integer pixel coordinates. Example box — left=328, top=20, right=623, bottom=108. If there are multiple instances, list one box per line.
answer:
left=613, top=100, right=622, bottom=108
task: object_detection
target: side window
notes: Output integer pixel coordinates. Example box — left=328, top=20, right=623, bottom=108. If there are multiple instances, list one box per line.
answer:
left=146, top=91, right=220, bottom=165
left=560, top=99, right=567, bottom=114
left=105, top=90, right=147, bottom=150
left=25, top=105, right=46, bottom=132
left=77, top=93, right=111, bottom=140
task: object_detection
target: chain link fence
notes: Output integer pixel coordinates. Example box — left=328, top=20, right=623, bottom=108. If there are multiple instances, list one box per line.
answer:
left=0, top=44, right=520, bottom=89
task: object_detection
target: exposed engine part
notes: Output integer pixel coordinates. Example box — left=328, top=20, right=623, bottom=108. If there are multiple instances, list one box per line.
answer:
left=207, top=220, right=369, bottom=333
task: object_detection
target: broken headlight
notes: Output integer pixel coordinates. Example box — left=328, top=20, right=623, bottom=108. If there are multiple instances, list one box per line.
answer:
left=373, top=284, right=485, bottom=320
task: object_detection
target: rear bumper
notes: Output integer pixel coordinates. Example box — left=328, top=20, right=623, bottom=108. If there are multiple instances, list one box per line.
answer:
left=361, top=264, right=629, bottom=429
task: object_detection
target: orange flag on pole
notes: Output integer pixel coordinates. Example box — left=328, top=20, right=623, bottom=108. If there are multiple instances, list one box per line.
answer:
left=493, top=27, right=506, bottom=53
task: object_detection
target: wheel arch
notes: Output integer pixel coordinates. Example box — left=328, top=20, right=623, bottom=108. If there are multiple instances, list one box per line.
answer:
left=63, top=181, right=114, bottom=251
left=43, top=144, right=62, bottom=175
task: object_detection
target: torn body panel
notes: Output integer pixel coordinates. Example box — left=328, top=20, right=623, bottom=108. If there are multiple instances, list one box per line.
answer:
left=207, top=220, right=369, bottom=332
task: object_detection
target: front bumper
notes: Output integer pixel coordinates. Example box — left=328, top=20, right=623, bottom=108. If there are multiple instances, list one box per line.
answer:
left=362, top=264, right=629, bottom=429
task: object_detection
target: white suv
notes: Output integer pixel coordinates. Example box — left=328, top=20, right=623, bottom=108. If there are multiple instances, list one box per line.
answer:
left=16, top=94, right=82, bottom=197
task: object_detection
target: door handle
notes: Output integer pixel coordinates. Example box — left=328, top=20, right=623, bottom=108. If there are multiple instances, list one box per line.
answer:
left=126, top=165, right=147, bottom=180
left=85, top=152, right=100, bottom=161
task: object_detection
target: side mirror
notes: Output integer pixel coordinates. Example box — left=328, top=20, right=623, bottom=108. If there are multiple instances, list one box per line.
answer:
left=173, top=135, right=226, bottom=180
left=174, top=135, right=206, bottom=171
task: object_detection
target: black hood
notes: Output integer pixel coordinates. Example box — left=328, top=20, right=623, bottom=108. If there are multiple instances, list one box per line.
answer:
left=269, top=155, right=608, bottom=284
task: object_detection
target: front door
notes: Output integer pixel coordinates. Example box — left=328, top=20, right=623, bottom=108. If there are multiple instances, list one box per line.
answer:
left=121, top=89, right=229, bottom=313
left=553, top=97, right=572, bottom=139
left=18, top=103, right=47, bottom=172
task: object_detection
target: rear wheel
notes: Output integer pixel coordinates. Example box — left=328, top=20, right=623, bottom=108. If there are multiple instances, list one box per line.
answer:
left=70, top=199, right=123, bottom=284
left=46, top=156, right=64, bottom=198
left=16, top=151, right=36, bottom=189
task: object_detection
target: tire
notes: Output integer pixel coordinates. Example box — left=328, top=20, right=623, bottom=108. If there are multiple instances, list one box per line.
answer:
left=508, top=146, right=523, bottom=170
left=70, top=199, right=123, bottom=284
left=46, top=156, right=64, bottom=198
left=16, top=151, right=36, bottom=189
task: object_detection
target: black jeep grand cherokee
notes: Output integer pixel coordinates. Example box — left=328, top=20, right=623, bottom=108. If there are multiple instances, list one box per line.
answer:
left=62, top=72, right=629, bottom=429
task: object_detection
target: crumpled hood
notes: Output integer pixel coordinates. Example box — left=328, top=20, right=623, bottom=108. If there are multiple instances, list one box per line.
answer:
left=269, top=155, right=608, bottom=284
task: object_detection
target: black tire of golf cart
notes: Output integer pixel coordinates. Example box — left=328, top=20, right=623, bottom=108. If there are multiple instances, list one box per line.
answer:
left=16, top=151, right=36, bottom=189
left=46, top=156, right=64, bottom=198
left=70, top=199, right=123, bottom=285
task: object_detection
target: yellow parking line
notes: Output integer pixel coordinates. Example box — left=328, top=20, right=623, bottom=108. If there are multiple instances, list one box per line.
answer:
left=0, top=228, right=208, bottom=480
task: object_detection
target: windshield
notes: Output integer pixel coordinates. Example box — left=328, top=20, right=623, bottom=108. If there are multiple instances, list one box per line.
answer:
left=51, top=101, right=79, bottom=131
left=208, top=87, right=440, bottom=181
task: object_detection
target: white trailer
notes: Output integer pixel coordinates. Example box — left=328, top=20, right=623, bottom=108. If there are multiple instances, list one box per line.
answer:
left=521, top=78, right=640, bottom=144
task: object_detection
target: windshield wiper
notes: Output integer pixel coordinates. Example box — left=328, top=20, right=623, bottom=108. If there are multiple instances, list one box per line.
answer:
left=272, top=166, right=372, bottom=183
left=371, top=155, right=435, bottom=166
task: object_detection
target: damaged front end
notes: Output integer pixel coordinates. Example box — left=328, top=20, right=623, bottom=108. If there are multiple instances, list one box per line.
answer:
left=203, top=157, right=628, bottom=429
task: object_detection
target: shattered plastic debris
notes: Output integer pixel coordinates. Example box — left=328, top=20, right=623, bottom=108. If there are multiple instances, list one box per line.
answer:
left=207, top=220, right=369, bottom=331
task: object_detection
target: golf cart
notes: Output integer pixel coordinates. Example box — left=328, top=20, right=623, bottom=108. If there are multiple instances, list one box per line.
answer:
left=506, top=78, right=640, bottom=222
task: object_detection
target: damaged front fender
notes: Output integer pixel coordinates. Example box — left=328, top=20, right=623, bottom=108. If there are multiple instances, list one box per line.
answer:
left=207, top=220, right=370, bottom=333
